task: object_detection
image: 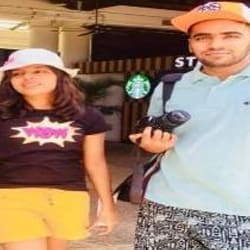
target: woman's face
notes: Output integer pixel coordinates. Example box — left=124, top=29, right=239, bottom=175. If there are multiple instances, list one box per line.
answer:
left=10, top=64, right=57, bottom=100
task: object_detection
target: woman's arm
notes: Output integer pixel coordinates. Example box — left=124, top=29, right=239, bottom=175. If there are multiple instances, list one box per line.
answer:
left=83, top=132, right=118, bottom=234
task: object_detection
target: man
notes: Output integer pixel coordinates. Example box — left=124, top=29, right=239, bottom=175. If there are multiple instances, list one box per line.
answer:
left=129, top=2, right=250, bottom=249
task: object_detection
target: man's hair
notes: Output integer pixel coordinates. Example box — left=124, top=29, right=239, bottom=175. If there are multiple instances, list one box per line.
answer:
left=0, top=67, right=85, bottom=120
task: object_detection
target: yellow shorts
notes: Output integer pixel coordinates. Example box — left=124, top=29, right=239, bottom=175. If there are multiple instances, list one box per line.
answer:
left=0, top=188, right=90, bottom=243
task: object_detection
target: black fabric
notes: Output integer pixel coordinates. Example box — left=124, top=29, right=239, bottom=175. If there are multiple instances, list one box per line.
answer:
left=162, top=72, right=183, bottom=114
left=0, top=106, right=108, bottom=191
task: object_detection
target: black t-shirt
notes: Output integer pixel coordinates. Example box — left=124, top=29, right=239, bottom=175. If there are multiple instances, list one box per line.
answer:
left=0, top=106, right=108, bottom=191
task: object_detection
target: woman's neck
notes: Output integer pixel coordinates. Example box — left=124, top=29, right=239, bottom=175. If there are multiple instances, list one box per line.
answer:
left=25, top=95, right=53, bottom=110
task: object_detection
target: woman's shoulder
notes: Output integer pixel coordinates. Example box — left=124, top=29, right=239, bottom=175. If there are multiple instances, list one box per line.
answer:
left=75, top=105, right=108, bottom=133
left=74, top=105, right=105, bottom=124
left=82, top=105, right=104, bottom=117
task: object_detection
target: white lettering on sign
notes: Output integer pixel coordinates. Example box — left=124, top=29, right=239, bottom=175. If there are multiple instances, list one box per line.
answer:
left=174, top=56, right=197, bottom=68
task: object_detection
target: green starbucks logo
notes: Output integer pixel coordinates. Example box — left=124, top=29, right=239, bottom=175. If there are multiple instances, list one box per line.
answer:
left=125, top=74, right=151, bottom=99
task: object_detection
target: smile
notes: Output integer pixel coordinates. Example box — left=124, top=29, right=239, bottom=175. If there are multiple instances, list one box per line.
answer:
left=205, top=51, right=230, bottom=56
left=23, top=82, right=42, bottom=88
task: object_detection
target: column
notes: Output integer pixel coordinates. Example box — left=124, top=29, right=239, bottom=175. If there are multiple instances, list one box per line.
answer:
left=29, top=26, right=59, bottom=52
left=58, top=28, right=91, bottom=67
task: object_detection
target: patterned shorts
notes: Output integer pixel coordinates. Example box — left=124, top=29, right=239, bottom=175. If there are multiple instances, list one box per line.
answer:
left=134, top=200, right=250, bottom=250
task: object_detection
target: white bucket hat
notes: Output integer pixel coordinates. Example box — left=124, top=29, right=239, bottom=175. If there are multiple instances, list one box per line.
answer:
left=0, top=48, right=79, bottom=78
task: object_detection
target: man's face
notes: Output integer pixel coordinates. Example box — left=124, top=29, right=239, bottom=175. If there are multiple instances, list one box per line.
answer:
left=188, top=20, right=250, bottom=68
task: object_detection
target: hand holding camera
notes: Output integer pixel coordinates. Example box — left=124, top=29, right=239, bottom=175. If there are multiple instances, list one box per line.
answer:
left=129, top=110, right=190, bottom=153
left=135, top=110, right=191, bottom=133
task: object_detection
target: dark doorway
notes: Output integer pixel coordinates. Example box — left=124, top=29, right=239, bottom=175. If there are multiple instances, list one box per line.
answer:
left=92, top=31, right=189, bottom=60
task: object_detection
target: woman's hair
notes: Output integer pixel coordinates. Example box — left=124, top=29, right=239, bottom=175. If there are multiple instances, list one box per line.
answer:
left=0, top=66, right=85, bottom=120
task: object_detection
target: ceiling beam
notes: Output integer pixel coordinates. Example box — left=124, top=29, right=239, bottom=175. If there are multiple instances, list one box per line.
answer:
left=49, top=0, right=250, bottom=11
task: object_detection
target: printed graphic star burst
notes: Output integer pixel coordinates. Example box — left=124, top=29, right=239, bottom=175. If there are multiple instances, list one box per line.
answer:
left=11, top=117, right=81, bottom=147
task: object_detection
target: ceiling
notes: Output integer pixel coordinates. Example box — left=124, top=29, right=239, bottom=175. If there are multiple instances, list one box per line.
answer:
left=50, top=0, right=205, bottom=11
left=50, top=0, right=249, bottom=11
left=0, top=0, right=187, bottom=32
left=0, top=0, right=247, bottom=33
left=0, top=0, right=187, bottom=50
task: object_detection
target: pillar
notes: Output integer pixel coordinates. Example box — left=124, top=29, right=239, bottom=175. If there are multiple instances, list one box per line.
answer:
left=29, top=26, right=59, bottom=52
left=58, top=28, right=91, bottom=67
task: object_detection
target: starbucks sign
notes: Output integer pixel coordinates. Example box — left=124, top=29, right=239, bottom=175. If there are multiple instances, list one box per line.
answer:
left=125, top=73, right=151, bottom=99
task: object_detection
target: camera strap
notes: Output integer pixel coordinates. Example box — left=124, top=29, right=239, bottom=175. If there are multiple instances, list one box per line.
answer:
left=162, top=72, right=183, bottom=114
left=127, top=73, right=184, bottom=204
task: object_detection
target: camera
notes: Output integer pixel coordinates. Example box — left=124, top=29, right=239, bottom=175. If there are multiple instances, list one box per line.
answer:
left=135, top=110, right=191, bottom=133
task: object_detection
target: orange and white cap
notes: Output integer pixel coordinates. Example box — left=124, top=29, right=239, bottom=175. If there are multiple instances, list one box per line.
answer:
left=171, top=1, right=250, bottom=33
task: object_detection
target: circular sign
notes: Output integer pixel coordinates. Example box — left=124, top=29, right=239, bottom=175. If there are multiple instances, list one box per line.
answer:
left=125, top=73, right=151, bottom=99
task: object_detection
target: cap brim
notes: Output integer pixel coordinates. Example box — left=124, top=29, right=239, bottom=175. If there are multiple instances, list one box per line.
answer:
left=171, top=11, right=250, bottom=32
left=63, top=68, right=79, bottom=77
left=0, top=63, right=79, bottom=79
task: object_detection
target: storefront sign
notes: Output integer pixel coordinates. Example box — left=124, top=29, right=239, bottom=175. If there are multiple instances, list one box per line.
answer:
left=174, top=56, right=197, bottom=68
left=125, top=73, right=151, bottom=99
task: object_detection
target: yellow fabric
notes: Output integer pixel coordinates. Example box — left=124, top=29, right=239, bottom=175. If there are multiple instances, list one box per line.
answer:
left=0, top=188, right=90, bottom=243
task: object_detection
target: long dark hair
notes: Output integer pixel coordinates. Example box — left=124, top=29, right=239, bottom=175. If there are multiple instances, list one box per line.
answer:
left=0, top=66, right=85, bottom=120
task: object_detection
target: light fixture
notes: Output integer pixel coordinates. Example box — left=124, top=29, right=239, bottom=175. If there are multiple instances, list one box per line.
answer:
left=77, top=1, right=84, bottom=10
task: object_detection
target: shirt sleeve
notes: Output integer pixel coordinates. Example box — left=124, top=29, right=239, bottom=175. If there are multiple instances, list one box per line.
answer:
left=82, top=106, right=109, bottom=135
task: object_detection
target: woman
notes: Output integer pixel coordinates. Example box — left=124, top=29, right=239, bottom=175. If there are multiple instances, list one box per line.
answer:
left=0, top=48, right=118, bottom=250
